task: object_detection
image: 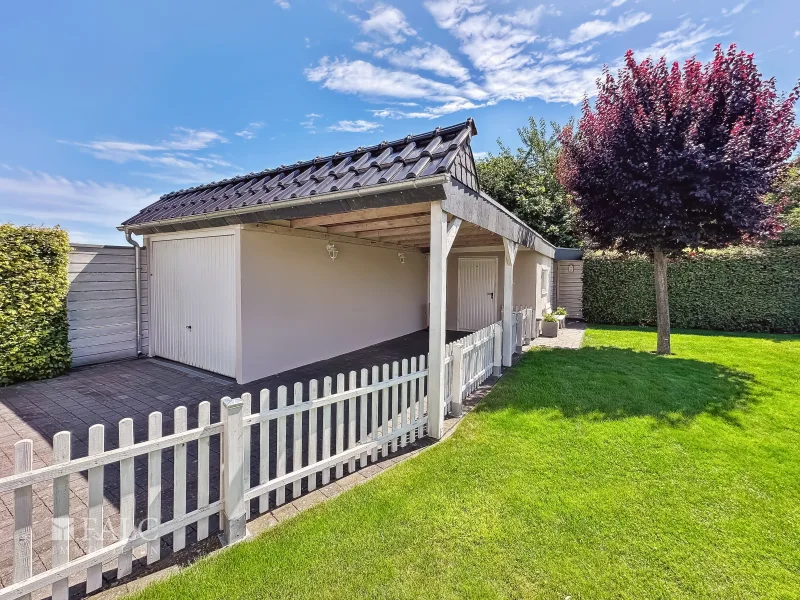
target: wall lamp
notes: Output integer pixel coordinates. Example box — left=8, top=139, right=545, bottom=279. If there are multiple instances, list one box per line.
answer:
left=326, top=242, right=339, bottom=261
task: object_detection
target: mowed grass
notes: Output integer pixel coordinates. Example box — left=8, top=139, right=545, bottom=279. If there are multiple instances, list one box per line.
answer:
left=132, top=327, right=800, bottom=600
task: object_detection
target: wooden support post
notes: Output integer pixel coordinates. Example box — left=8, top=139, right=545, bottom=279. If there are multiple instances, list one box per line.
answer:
left=428, top=201, right=448, bottom=439
left=493, top=324, right=503, bottom=376
left=451, top=342, right=464, bottom=417
left=221, top=396, right=247, bottom=545
left=502, top=239, right=518, bottom=367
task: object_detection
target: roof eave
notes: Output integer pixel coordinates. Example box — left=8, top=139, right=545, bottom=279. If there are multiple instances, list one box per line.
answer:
left=119, top=173, right=450, bottom=235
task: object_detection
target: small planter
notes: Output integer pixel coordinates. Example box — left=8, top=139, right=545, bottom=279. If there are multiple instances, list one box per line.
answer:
left=555, top=314, right=566, bottom=329
left=541, top=320, right=559, bottom=338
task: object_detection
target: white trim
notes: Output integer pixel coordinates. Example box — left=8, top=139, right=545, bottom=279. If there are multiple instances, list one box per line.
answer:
left=234, top=228, right=243, bottom=384
left=146, top=226, right=240, bottom=243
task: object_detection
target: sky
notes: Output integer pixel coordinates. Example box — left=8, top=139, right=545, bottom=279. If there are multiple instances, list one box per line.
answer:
left=0, top=0, right=798, bottom=244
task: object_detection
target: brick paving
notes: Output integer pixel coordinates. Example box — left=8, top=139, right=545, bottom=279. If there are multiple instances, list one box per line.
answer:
left=529, top=321, right=586, bottom=350
left=0, top=329, right=469, bottom=598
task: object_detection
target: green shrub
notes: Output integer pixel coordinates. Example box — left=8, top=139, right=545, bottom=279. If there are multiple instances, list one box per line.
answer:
left=554, top=307, right=568, bottom=316
left=0, top=224, right=71, bottom=385
left=543, top=312, right=558, bottom=323
left=583, top=246, right=800, bottom=333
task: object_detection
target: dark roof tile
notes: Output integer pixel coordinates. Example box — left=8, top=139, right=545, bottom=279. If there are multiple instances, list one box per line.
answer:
left=122, top=119, right=478, bottom=227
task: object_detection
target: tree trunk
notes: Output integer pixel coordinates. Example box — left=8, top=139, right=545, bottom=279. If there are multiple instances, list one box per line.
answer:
left=653, top=248, right=671, bottom=355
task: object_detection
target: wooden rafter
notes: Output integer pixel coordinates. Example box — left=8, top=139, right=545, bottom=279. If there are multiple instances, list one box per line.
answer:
left=289, top=203, right=430, bottom=229
left=326, top=214, right=430, bottom=234
left=357, top=224, right=432, bottom=239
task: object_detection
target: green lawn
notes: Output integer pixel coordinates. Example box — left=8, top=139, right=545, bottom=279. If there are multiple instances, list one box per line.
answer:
left=133, top=327, right=800, bottom=599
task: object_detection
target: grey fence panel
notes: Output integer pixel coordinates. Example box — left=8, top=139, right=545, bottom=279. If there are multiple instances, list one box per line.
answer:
left=68, top=244, right=148, bottom=366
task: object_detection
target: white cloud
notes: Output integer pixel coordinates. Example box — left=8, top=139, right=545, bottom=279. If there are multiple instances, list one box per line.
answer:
left=327, top=120, right=383, bottom=132
left=355, top=4, right=416, bottom=44
left=374, top=44, right=471, bottom=81
left=568, top=12, right=651, bottom=44
left=636, top=19, right=729, bottom=62
left=0, top=168, right=158, bottom=243
left=592, top=0, right=627, bottom=17
left=306, top=57, right=487, bottom=102
left=235, top=122, right=265, bottom=139
left=426, top=2, right=557, bottom=73
left=722, top=1, right=749, bottom=17
left=63, top=127, right=235, bottom=185
left=274, top=0, right=290, bottom=9
left=301, top=113, right=322, bottom=133
left=308, top=2, right=727, bottom=119
left=424, top=0, right=487, bottom=30
left=472, top=151, right=488, bottom=160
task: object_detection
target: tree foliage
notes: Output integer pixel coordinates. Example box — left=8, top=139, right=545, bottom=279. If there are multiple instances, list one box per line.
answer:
left=477, top=118, right=579, bottom=247
left=766, top=157, right=800, bottom=246
left=557, top=45, right=800, bottom=352
left=558, top=46, right=800, bottom=253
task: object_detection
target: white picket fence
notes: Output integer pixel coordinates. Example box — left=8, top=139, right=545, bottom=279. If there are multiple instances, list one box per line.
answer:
left=0, top=355, right=429, bottom=600
left=513, top=306, right=536, bottom=349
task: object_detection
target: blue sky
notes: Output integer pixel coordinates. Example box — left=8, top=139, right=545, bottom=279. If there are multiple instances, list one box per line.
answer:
left=1, top=0, right=798, bottom=244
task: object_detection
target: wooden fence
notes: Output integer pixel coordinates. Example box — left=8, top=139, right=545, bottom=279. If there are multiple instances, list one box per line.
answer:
left=0, top=355, right=429, bottom=600
left=68, top=244, right=148, bottom=366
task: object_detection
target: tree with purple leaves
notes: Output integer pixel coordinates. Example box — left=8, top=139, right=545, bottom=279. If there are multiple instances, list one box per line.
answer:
left=558, top=45, right=800, bottom=354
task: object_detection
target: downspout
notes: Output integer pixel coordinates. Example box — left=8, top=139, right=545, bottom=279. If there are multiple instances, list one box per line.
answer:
left=124, top=229, right=143, bottom=357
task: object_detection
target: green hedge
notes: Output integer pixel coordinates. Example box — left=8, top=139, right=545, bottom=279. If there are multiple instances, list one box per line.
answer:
left=583, top=246, right=800, bottom=333
left=0, top=225, right=71, bottom=385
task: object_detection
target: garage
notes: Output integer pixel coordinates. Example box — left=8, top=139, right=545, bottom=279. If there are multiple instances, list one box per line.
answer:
left=149, top=231, right=237, bottom=377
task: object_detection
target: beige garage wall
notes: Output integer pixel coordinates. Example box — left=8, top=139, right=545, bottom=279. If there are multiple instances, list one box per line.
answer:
left=445, top=249, right=551, bottom=331
left=239, top=230, right=428, bottom=383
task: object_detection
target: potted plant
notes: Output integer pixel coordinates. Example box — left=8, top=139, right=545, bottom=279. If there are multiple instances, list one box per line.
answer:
left=541, top=312, right=559, bottom=338
left=554, top=307, right=568, bottom=329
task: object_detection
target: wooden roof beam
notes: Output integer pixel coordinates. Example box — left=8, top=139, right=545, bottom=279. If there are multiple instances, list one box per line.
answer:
left=327, top=214, right=430, bottom=234
left=289, top=203, right=430, bottom=229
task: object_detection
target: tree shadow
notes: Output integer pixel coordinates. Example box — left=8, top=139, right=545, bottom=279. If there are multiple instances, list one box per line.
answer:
left=477, top=346, right=755, bottom=427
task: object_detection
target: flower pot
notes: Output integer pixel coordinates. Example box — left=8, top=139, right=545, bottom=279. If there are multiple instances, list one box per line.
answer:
left=555, top=314, right=566, bottom=329
left=541, top=321, right=559, bottom=338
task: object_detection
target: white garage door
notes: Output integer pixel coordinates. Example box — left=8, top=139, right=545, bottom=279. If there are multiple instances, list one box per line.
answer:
left=150, top=234, right=236, bottom=377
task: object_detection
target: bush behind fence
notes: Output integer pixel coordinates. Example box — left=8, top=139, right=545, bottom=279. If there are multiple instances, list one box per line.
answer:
left=583, top=246, right=800, bottom=333
left=0, top=224, right=71, bottom=385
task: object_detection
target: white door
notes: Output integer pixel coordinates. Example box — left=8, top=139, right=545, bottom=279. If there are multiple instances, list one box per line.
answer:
left=457, top=257, right=498, bottom=331
left=150, top=234, right=237, bottom=377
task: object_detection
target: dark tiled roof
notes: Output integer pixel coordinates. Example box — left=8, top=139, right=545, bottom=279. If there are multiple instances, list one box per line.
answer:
left=122, top=119, right=479, bottom=227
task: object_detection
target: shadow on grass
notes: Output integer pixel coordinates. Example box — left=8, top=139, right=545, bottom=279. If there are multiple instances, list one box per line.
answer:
left=479, top=346, right=754, bottom=427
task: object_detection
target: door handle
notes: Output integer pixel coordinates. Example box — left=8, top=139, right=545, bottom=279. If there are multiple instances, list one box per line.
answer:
left=186, top=325, right=192, bottom=331
left=488, top=292, right=494, bottom=299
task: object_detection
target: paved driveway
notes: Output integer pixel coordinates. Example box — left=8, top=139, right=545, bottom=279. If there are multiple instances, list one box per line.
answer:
left=0, top=329, right=465, bottom=593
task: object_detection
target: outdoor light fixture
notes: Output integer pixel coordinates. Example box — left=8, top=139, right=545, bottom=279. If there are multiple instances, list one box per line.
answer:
left=398, top=252, right=405, bottom=264
left=568, top=264, right=574, bottom=273
left=326, top=242, right=338, bottom=261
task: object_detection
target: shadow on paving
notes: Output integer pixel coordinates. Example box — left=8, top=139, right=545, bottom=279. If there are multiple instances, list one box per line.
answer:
left=475, top=346, right=755, bottom=428
left=0, top=328, right=470, bottom=594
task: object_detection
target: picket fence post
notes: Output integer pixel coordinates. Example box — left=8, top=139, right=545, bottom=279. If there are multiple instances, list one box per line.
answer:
left=493, top=324, right=503, bottom=376
left=221, top=396, right=247, bottom=545
left=515, top=312, right=524, bottom=354
left=450, top=342, right=464, bottom=417
left=14, top=440, right=33, bottom=600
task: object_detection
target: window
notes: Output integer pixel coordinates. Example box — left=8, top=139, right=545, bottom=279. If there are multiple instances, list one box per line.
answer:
left=541, top=266, right=550, bottom=297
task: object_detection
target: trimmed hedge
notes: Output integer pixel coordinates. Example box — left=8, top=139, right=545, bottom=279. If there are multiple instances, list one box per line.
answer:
left=583, top=246, right=800, bottom=333
left=0, top=224, right=71, bottom=385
